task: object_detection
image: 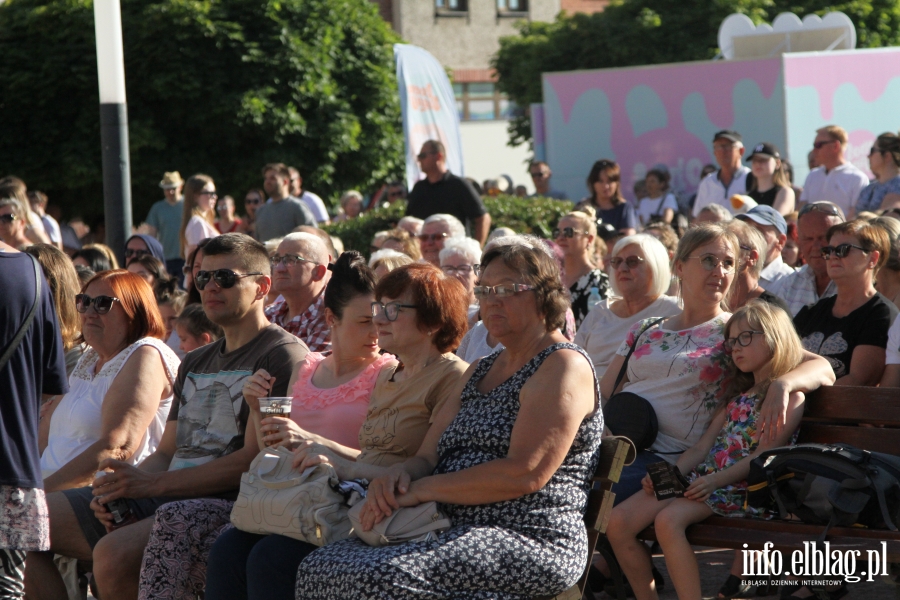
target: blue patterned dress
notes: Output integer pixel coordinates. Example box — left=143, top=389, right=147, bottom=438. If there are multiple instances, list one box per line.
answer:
left=294, top=343, right=604, bottom=599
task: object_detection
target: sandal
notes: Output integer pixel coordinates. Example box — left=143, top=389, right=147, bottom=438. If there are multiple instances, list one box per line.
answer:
left=718, top=574, right=751, bottom=599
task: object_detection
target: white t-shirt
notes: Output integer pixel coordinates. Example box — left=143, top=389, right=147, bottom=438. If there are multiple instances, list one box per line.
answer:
left=799, top=164, right=870, bottom=216
left=692, top=167, right=751, bottom=217
left=636, top=194, right=679, bottom=226
left=887, top=317, right=900, bottom=366
left=41, top=338, right=180, bottom=477
left=574, top=295, right=680, bottom=379
left=299, top=191, right=330, bottom=224
left=184, top=215, right=219, bottom=258
left=759, top=255, right=795, bottom=288
left=456, top=321, right=504, bottom=364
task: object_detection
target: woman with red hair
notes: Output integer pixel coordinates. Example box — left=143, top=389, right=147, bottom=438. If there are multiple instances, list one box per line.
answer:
left=39, top=270, right=181, bottom=493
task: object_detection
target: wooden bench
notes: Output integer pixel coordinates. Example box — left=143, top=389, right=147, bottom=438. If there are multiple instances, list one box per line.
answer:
left=537, top=436, right=636, bottom=600
left=605, top=386, right=900, bottom=599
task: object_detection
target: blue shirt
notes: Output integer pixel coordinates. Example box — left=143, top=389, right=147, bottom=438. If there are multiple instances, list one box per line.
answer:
left=146, top=199, right=185, bottom=260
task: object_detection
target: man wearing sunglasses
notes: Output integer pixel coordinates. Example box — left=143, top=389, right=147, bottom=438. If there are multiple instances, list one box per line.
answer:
left=254, top=163, right=315, bottom=243
left=799, top=125, right=869, bottom=218
left=145, top=171, right=186, bottom=281
left=406, top=140, right=491, bottom=245
left=528, top=161, right=567, bottom=200
left=766, top=202, right=844, bottom=316
left=264, top=232, right=332, bottom=352
left=29, top=234, right=308, bottom=600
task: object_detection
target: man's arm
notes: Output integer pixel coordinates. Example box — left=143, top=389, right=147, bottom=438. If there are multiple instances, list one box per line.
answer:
left=472, top=213, right=491, bottom=246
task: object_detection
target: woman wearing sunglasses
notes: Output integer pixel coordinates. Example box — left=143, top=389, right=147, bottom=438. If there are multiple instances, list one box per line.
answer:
left=575, top=234, right=679, bottom=379
left=793, top=219, right=898, bottom=385
left=179, top=174, right=220, bottom=261
left=236, top=189, right=264, bottom=238
left=39, top=270, right=180, bottom=496
left=554, top=207, right=609, bottom=329
left=577, top=159, right=638, bottom=235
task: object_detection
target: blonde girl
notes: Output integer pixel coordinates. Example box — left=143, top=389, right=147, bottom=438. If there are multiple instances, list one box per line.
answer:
left=179, top=174, right=219, bottom=259
left=607, top=300, right=807, bottom=600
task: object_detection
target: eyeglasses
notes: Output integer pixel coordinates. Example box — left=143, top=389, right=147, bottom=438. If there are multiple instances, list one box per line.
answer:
left=686, top=254, right=736, bottom=273
left=0, top=214, right=17, bottom=224
left=418, top=232, right=448, bottom=243
left=245, top=198, right=261, bottom=205
left=197, top=190, right=218, bottom=198
left=416, top=152, right=436, bottom=160
left=552, top=227, right=587, bottom=239
left=713, top=143, right=736, bottom=152
left=124, top=248, right=151, bottom=259
left=724, top=330, right=764, bottom=352
left=388, top=190, right=404, bottom=198
left=441, top=264, right=477, bottom=275
left=530, top=171, right=547, bottom=178
left=271, top=254, right=316, bottom=268
left=821, top=243, right=868, bottom=259
left=798, top=202, right=843, bottom=219
left=609, top=256, right=644, bottom=270
left=371, top=301, right=417, bottom=321
left=473, top=283, right=535, bottom=298
left=813, top=139, right=836, bottom=150
left=195, top=269, right=263, bottom=290
left=75, top=294, right=121, bottom=315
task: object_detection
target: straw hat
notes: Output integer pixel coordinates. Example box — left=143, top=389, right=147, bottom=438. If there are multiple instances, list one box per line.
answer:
left=159, top=171, right=184, bottom=189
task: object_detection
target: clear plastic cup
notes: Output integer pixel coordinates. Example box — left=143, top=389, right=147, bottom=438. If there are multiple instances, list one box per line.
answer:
left=258, top=397, right=292, bottom=417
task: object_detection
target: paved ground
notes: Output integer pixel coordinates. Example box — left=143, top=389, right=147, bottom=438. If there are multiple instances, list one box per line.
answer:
left=592, top=546, right=900, bottom=600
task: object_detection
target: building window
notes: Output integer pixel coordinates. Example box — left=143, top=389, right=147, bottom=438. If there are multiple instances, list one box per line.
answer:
left=497, top=0, right=528, bottom=12
left=453, top=82, right=518, bottom=121
left=435, top=0, right=467, bottom=11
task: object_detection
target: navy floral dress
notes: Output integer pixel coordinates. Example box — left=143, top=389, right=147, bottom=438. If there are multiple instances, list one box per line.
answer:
left=294, top=343, right=604, bottom=599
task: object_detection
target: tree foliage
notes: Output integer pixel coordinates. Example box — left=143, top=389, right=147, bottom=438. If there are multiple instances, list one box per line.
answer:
left=0, top=0, right=404, bottom=221
left=494, top=0, right=900, bottom=147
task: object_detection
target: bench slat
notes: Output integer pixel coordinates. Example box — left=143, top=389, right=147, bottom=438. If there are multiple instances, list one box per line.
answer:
left=804, top=387, right=900, bottom=425
left=798, top=424, right=900, bottom=454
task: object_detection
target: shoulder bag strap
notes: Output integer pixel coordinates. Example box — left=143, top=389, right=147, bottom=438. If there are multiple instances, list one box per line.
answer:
left=0, top=253, right=42, bottom=372
left=612, top=317, right=666, bottom=393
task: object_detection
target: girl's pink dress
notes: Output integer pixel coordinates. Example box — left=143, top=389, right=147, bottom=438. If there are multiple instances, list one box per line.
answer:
left=290, top=352, right=394, bottom=450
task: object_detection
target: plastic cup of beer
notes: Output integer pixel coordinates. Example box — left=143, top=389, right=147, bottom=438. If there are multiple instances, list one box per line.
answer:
left=258, top=397, right=292, bottom=417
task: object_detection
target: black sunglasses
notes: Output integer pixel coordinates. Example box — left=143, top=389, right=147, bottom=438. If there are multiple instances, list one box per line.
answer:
left=245, top=198, right=261, bottom=205
left=75, top=294, right=120, bottom=315
left=0, top=214, right=17, bottom=224
left=195, top=269, right=264, bottom=291
left=821, top=243, right=868, bottom=259
left=552, top=227, right=586, bottom=239
left=124, top=248, right=151, bottom=259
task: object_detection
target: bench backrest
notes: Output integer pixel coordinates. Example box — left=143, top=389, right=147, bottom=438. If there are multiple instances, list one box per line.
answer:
left=798, top=386, right=900, bottom=455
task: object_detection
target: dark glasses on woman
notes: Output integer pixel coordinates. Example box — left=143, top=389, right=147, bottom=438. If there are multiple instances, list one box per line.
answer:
left=686, top=254, right=736, bottom=273
left=195, top=269, right=263, bottom=291
left=609, top=256, right=644, bottom=270
left=0, top=214, right=17, bottom=224
left=821, top=243, right=867, bottom=259
left=75, top=294, right=120, bottom=315
left=124, top=248, right=151, bottom=259
left=552, top=227, right=586, bottom=239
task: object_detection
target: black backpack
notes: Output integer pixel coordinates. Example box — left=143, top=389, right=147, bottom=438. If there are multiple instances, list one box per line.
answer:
left=746, top=443, right=900, bottom=541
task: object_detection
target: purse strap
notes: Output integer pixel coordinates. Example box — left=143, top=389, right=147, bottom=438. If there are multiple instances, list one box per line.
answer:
left=0, top=253, right=42, bottom=373
left=612, top=317, right=665, bottom=394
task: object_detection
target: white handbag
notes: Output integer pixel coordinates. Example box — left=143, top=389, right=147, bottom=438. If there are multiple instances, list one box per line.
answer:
left=348, top=499, right=451, bottom=547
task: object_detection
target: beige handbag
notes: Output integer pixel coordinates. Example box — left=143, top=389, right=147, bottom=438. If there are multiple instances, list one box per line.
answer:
left=230, top=446, right=353, bottom=546
left=348, top=499, right=451, bottom=547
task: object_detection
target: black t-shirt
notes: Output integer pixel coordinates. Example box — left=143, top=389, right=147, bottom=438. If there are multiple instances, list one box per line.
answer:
left=793, top=293, right=898, bottom=378
left=405, top=172, right=487, bottom=226
left=0, top=251, right=68, bottom=488
left=748, top=186, right=784, bottom=207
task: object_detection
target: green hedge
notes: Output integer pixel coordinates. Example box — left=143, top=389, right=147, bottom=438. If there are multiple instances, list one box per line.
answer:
left=322, top=195, right=573, bottom=256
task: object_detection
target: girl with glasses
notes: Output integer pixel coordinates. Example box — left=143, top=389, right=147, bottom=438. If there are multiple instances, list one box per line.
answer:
left=179, top=174, right=219, bottom=261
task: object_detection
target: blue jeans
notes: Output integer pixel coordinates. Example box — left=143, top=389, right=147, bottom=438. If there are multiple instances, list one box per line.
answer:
left=205, top=528, right=317, bottom=600
left=612, top=450, right=665, bottom=506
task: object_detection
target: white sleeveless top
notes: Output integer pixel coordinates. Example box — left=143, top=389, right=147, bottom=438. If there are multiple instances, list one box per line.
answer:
left=40, top=337, right=181, bottom=478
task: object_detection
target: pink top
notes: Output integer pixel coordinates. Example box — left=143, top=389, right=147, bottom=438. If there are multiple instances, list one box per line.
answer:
left=290, top=352, right=395, bottom=450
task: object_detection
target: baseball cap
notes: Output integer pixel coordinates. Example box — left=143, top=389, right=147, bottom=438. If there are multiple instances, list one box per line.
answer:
left=737, top=205, right=787, bottom=236
left=746, top=142, right=781, bottom=161
left=713, top=130, right=742, bottom=144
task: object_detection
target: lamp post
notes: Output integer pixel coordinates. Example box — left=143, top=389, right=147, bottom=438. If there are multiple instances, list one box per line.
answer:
left=93, top=0, right=132, bottom=265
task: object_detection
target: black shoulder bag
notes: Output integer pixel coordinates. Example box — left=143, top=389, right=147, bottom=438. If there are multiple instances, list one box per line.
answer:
left=0, top=253, right=42, bottom=372
left=602, top=317, right=665, bottom=451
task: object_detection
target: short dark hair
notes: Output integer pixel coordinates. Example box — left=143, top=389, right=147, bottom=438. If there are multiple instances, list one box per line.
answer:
left=72, top=247, right=113, bottom=274
left=262, top=163, right=291, bottom=180
left=479, top=243, right=569, bottom=333
left=375, top=263, right=468, bottom=353
left=203, top=233, right=271, bottom=276
left=424, top=140, right=446, bottom=157
left=175, top=304, right=223, bottom=341
left=324, top=251, right=377, bottom=319
left=586, top=159, right=625, bottom=206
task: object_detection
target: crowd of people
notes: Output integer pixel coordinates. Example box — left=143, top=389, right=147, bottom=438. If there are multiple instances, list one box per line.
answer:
left=1, top=124, right=899, bottom=600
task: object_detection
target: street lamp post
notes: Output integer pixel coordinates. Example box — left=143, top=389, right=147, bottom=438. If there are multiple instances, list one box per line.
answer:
left=93, top=0, right=132, bottom=265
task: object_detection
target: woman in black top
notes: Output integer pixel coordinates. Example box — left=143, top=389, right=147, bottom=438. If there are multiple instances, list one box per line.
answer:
left=576, top=160, right=638, bottom=235
left=794, top=219, right=898, bottom=385
left=746, top=143, right=795, bottom=216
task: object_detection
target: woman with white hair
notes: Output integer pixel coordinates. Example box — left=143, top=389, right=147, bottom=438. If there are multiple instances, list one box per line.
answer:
left=419, top=213, right=465, bottom=265
left=439, top=237, right=482, bottom=326
left=574, top=234, right=680, bottom=378
left=368, top=249, right=414, bottom=280
left=333, top=191, right=363, bottom=222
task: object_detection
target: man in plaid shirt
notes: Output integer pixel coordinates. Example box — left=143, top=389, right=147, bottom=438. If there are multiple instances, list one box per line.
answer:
left=265, top=232, right=332, bottom=352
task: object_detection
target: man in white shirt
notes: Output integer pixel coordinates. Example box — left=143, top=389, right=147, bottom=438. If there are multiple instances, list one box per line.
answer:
left=799, top=125, right=869, bottom=217
left=692, top=130, right=751, bottom=218
left=289, top=166, right=330, bottom=225
left=737, top=205, right=794, bottom=287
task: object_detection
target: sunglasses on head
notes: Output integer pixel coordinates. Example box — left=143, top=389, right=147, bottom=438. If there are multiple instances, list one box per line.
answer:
left=75, top=294, right=120, bottom=315
left=194, top=269, right=263, bottom=291
left=821, top=243, right=868, bottom=259
left=798, top=202, right=843, bottom=219
left=124, top=248, right=151, bottom=259
left=552, top=227, right=586, bottom=239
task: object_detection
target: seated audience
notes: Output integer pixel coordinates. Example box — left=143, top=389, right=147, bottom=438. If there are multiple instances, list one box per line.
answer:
left=439, top=237, right=482, bottom=326
left=174, top=304, right=224, bottom=354
left=155, top=282, right=188, bottom=357
left=126, top=254, right=169, bottom=288
left=215, top=195, right=242, bottom=233
left=0, top=197, right=35, bottom=249
left=856, top=132, right=900, bottom=213
left=873, top=216, right=900, bottom=309
left=782, top=221, right=802, bottom=267
left=333, top=190, right=363, bottom=222
left=38, top=270, right=180, bottom=494
left=575, top=234, right=679, bottom=378
left=418, top=213, right=465, bottom=266
left=368, top=248, right=414, bottom=280
left=576, top=159, right=638, bottom=235
left=636, top=167, right=678, bottom=226
left=72, top=245, right=118, bottom=273
left=793, top=219, right=898, bottom=385
left=381, top=228, right=422, bottom=261
left=737, top=205, right=795, bottom=287
left=183, top=238, right=212, bottom=305
left=723, top=219, right=790, bottom=312
left=397, top=215, right=423, bottom=236
left=555, top=206, right=609, bottom=328
left=291, top=240, right=602, bottom=599
left=881, top=317, right=900, bottom=387
left=124, top=234, right=166, bottom=267
left=745, top=142, right=796, bottom=215
left=694, top=203, right=731, bottom=224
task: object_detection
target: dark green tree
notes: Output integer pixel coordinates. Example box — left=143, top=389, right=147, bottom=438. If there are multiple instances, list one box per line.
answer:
left=494, top=0, right=900, bottom=147
left=0, top=0, right=404, bottom=222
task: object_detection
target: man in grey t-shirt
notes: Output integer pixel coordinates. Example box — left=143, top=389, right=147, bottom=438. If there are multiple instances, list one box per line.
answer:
left=255, top=163, right=316, bottom=242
